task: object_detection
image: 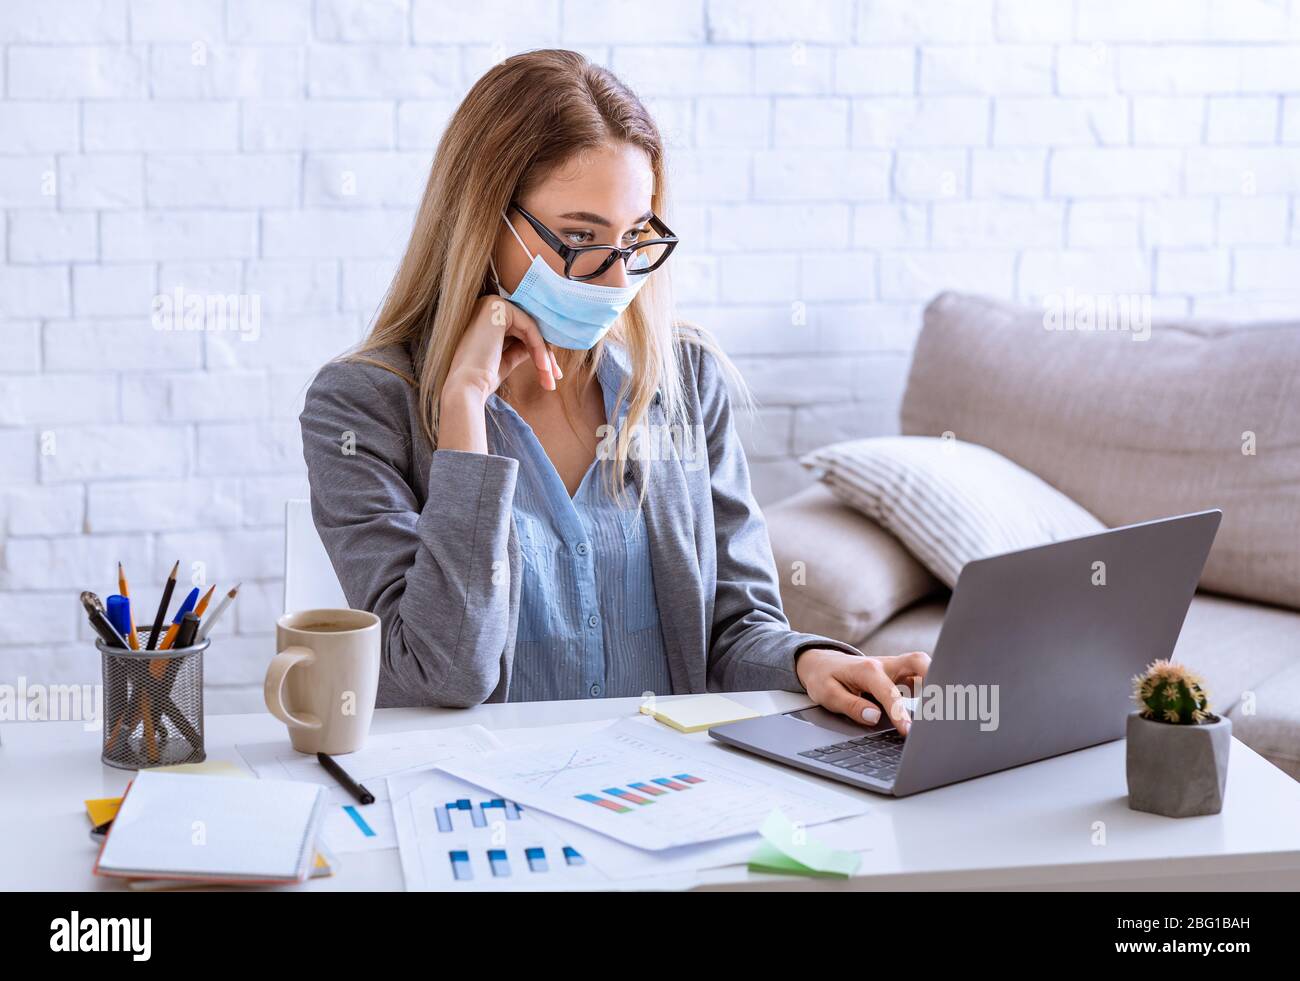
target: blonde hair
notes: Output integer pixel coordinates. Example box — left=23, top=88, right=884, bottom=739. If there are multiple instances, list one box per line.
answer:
left=347, top=49, right=739, bottom=495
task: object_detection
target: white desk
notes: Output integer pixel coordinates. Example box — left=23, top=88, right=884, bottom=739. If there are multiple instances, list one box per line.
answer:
left=4, top=690, right=1300, bottom=891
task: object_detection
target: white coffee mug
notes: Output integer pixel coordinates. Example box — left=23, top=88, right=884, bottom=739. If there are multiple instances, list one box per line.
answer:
left=265, top=608, right=381, bottom=755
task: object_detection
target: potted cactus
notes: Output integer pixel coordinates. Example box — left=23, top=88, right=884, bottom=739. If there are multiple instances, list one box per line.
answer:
left=1126, top=660, right=1231, bottom=817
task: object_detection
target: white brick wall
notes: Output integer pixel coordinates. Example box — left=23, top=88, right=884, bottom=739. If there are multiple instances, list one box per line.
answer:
left=3, top=1, right=1300, bottom=710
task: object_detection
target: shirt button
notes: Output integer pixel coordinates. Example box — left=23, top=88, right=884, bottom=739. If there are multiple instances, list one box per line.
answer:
left=587, top=614, right=599, bottom=628
left=575, top=542, right=589, bottom=556
left=589, top=684, right=601, bottom=697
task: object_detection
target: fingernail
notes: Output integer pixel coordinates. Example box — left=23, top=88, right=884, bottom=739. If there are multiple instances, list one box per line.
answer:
left=554, top=360, right=564, bottom=379
left=861, top=706, right=881, bottom=724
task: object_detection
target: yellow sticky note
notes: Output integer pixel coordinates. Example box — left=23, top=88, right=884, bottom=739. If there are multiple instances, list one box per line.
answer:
left=152, top=759, right=252, bottom=779
left=85, top=797, right=121, bottom=827
left=640, top=694, right=760, bottom=733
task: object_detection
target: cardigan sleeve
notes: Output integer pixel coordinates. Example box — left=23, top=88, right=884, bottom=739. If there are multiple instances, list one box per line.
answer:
left=688, top=342, right=867, bottom=693
left=299, top=359, right=517, bottom=707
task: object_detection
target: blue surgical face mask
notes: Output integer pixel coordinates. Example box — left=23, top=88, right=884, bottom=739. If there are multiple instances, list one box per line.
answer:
left=490, top=210, right=650, bottom=350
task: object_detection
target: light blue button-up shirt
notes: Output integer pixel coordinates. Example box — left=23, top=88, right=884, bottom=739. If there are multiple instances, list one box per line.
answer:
left=485, top=343, right=672, bottom=702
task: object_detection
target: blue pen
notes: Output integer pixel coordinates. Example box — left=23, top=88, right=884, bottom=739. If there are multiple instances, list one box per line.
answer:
left=105, top=594, right=132, bottom=642
left=158, top=587, right=200, bottom=650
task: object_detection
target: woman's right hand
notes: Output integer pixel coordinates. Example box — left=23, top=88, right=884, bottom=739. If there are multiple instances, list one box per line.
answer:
left=444, top=296, right=560, bottom=403
left=438, top=296, right=561, bottom=454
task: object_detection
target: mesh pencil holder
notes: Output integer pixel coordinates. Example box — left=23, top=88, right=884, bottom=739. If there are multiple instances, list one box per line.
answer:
left=97, top=628, right=207, bottom=770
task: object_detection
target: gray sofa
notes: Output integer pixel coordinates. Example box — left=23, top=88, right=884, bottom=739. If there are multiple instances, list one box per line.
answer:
left=767, top=292, right=1300, bottom=780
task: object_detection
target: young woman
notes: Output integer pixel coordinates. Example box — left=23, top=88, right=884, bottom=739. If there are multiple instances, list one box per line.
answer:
left=300, top=49, right=928, bottom=731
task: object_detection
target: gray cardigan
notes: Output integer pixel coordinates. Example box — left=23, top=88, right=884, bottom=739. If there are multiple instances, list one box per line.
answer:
left=299, top=338, right=864, bottom=708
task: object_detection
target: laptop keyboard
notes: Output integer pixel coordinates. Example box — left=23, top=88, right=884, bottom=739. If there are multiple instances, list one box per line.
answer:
left=797, top=730, right=906, bottom=782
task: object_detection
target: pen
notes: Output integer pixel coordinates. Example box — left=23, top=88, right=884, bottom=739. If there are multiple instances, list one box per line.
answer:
left=157, top=586, right=200, bottom=653
left=173, top=611, right=200, bottom=650
left=88, top=608, right=129, bottom=649
left=317, top=752, right=375, bottom=805
left=102, top=589, right=156, bottom=758
left=84, top=592, right=135, bottom=754
left=81, top=592, right=128, bottom=649
left=105, top=594, right=132, bottom=642
left=96, top=588, right=136, bottom=755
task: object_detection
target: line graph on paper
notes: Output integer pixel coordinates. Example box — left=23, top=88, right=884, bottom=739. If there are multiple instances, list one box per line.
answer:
left=435, top=718, right=867, bottom=850
left=507, top=745, right=614, bottom=792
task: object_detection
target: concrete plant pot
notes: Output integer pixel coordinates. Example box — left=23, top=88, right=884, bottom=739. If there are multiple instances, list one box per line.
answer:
left=1126, top=712, right=1231, bottom=817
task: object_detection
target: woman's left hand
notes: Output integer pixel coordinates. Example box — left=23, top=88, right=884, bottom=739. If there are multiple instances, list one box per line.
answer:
left=795, top=649, right=931, bottom=734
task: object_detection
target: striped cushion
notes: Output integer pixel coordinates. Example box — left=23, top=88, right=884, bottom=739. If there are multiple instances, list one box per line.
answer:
left=801, top=436, right=1105, bottom=586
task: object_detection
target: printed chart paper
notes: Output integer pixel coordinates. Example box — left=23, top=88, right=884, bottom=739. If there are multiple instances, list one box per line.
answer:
left=488, top=717, right=766, bottom=879
left=519, top=794, right=764, bottom=880
left=237, top=725, right=501, bottom=854
left=436, top=717, right=869, bottom=850
left=390, top=769, right=609, bottom=891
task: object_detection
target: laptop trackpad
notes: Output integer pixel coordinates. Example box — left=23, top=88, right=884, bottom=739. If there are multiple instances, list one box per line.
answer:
left=788, top=704, right=894, bottom=738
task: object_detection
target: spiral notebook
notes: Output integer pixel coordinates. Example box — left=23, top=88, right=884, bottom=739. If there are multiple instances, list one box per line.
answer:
left=94, top=771, right=328, bottom=884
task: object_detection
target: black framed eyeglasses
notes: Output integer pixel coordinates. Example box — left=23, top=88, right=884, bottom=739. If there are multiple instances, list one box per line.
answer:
left=509, top=202, right=679, bottom=282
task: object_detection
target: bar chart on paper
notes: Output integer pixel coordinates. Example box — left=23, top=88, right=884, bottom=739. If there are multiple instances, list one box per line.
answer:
left=576, top=773, right=705, bottom=812
left=389, top=769, right=606, bottom=891
left=436, top=718, right=868, bottom=850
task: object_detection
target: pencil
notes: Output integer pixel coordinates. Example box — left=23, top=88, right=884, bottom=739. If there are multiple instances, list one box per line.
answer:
left=196, top=583, right=239, bottom=641
left=145, top=560, right=178, bottom=652
left=118, top=562, right=140, bottom=650
left=191, top=584, right=216, bottom=622
left=148, top=611, right=204, bottom=759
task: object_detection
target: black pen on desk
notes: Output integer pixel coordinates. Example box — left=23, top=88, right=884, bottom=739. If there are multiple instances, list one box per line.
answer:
left=317, top=752, right=375, bottom=805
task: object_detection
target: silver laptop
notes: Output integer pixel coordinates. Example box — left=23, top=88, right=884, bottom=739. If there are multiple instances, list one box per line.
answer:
left=710, top=510, right=1221, bottom=797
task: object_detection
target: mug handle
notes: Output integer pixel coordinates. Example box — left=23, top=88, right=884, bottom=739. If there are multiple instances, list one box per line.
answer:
left=264, top=646, right=322, bottom=731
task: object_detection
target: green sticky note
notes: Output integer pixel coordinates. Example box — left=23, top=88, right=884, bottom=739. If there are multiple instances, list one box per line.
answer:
left=747, top=809, right=861, bottom=879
